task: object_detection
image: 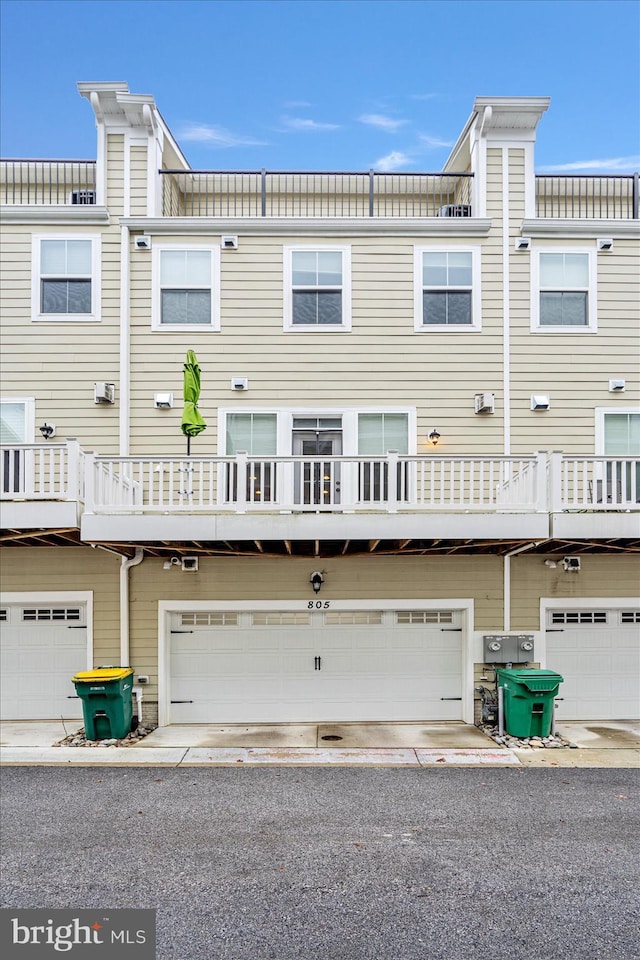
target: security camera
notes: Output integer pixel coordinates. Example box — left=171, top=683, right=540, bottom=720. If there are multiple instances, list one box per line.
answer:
left=562, top=557, right=581, bottom=572
left=170, top=557, right=181, bottom=566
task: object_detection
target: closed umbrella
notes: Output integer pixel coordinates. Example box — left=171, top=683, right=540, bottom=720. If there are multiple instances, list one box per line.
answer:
left=181, top=349, right=206, bottom=454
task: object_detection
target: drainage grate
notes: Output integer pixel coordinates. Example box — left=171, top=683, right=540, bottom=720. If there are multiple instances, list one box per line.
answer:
left=321, top=735, right=343, bottom=741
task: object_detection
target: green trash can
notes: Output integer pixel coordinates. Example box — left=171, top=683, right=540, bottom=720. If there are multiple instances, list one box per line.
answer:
left=73, top=666, right=134, bottom=740
left=496, top=668, right=563, bottom=738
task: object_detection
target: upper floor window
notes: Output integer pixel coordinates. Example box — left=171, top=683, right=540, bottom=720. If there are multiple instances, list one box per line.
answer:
left=532, top=250, right=596, bottom=332
left=284, top=246, right=351, bottom=331
left=152, top=246, right=220, bottom=331
left=32, top=236, right=100, bottom=322
left=414, top=247, right=481, bottom=331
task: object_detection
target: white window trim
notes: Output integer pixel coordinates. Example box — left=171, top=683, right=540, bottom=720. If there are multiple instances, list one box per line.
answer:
left=283, top=245, right=352, bottom=332
left=531, top=246, right=597, bottom=333
left=413, top=245, right=482, bottom=333
left=595, top=407, right=640, bottom=454
left=218, top=406, right=417, bottom=456
left=151, top=243, right=221, bottom=332
left=31, top=234, right=101, bottom=323
left=0, top=397, right=35, bottom=443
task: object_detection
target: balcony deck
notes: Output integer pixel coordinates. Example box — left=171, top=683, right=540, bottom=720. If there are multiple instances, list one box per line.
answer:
left=2, top=444, right=638, bottom=550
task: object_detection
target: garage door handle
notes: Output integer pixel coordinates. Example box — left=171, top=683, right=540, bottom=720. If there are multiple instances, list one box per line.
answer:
left=440, top=697, right=462, bottom=701
left=170, top=700, right=194, bottom=704
left=314, top=656, right=321, bottom=671
left=67, top=696, right=80, bottom=699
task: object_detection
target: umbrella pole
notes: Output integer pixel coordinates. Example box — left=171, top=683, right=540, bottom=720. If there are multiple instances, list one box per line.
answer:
left=187, top=435, right=191, bottom=456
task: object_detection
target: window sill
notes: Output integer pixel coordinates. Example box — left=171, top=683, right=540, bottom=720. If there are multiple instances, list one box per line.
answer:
left=414, top=324, right=482, bottom=333
left=32, top=315, right=100, bottom=323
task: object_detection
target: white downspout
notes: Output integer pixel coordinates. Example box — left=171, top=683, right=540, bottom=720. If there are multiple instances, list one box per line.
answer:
left=120, top=548, right=144, bottom=667
left=119, top=227, right=130, bottom=456
left=503, top=541, right=548, bottom=632
left=502, top=147, right=511, bottom=457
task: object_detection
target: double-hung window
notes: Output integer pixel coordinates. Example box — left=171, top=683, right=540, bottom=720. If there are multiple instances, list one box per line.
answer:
left=414, top=247, right=481, bottom=331
left=284, top=246, right=351, bottom=331
left=32, top=236, right=100, bottom=322
left=153, top=246, right=220, bottom=330
left=532, top=250, right=596, bottom=332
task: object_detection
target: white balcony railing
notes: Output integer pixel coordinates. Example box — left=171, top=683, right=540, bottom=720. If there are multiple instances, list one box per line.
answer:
left=1, top=441, right=83, bottom=501
left=82, top=452, right=546, bottom=514
left=2, top=445, right=638, bottom=519
left=552, top=455, right=640, bottom=511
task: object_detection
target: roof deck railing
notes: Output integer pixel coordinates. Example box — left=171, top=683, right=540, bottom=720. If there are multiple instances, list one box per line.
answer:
left=535, top=173, right=639, bottom=219
left=0, top=160, right=97, bottom=205
left=159, top=169, right=474, bottom=218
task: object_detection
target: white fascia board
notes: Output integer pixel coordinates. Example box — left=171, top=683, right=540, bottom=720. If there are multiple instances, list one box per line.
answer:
left=1, top=207, right=110, bottom=224
left=2, top=501, right=80, bottom=529
left=82, top=511, right=550, bottom=544
left=551, top=513, right=640, bottom=540
left=121, top=217, right=492, bottom=237
left=78, top=81, right=130, bottom=96
left=522, top=219, right=640, bottom=238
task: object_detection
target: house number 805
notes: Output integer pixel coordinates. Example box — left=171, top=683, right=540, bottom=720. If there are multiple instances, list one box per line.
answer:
left=308, top=601, right=330, bottom=609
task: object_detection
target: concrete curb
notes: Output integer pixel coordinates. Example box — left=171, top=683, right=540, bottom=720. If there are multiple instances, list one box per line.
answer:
left=0, top=746, right=521, bottom=767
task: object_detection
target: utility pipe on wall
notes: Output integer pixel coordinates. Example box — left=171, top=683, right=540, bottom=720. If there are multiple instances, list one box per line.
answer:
left=120, top=548, right=144, bottom=667
left=503, top=541, right=548, bottom=632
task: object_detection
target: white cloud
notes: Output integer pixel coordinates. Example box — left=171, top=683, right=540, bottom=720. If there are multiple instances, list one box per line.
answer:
left=418, top=134, right=454, bottom=149
left=281, top=116, right=340, bottom=131
left=540, top=156, right=640, bottom=173
left=178, top=123, right=268, bottom=148
left=410, top=93, right=438, bottom=101
left=359, top=113, right=408, bottom=133
left=373, top=150, right=413, bottom=172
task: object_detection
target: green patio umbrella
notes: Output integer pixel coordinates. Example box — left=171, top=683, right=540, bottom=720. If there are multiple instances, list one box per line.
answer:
left=181, top=349, right=206, bottom=454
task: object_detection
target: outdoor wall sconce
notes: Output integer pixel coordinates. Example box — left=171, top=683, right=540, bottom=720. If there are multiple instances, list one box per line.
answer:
left=310, top=571, right=324, bottom=593
left=38, top=423, right=56, bottom=440
left=428, top=429, right=441, bottom=446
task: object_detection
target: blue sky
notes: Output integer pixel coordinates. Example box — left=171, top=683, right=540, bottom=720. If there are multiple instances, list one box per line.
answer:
left=1, top=0, right=639, bottom=172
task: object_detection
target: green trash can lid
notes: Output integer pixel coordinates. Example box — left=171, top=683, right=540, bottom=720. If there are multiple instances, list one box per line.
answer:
left=73, top=667, right=133, bottom=683
left=496, top=668, right=563, bottom=691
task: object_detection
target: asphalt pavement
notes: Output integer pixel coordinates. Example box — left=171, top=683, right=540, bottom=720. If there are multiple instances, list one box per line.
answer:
left=1, top=766, right=638, bottom=960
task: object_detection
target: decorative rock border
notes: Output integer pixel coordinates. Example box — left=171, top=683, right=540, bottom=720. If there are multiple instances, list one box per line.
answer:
left=54, top=724, right=158, bottom=748
left=478, top=723, right=578, bottom=750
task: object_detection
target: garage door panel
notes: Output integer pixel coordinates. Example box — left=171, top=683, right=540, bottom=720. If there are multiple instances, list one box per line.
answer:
left=169, top=609, right=463, bottom=723
left=548, top=614, right=640, bottom=721
left=1, top=614, right=86, bottom=720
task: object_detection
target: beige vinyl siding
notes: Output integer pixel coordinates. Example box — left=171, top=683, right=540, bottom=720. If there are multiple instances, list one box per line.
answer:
left=510, top=554, right=640, bottom=630
left=486, top=149, right=503, bottom=220
left=106, top=134, right=125, bottom=216
left=128, top=232, right=506, bottom=456
left=130, top=145, right=148, bottom=217
left=508, top=149, right=526, bottom=224
left=0, top=224, right=121, bottom=453
left=510, top=237, right=640, bottom=454
left=0, top=547, right=121, bottom=666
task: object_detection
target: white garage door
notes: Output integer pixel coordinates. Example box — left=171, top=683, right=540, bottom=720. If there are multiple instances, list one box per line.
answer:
left=170, top=608, right=463, bottom=723
left=546, top=608, right=640, bottom=720
left=0, top=604, right=87, bottom=720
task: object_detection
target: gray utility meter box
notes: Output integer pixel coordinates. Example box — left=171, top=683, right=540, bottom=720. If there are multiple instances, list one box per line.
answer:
left=483, top=635, right=534, bottom=663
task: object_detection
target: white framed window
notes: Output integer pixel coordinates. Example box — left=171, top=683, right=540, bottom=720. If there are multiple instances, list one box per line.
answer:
left=414, top=246, right=481, bottom=331
left=32, top=235, right=101, bottom=322
left=531, top=248, right=596, bottom=332
left=595, top=407, right=640, bottom=505
left=1, top=398, right=35, bottom=494
left=284, top=246, right=351, bottom=331
left=152, top=245, right=220, bottom=331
